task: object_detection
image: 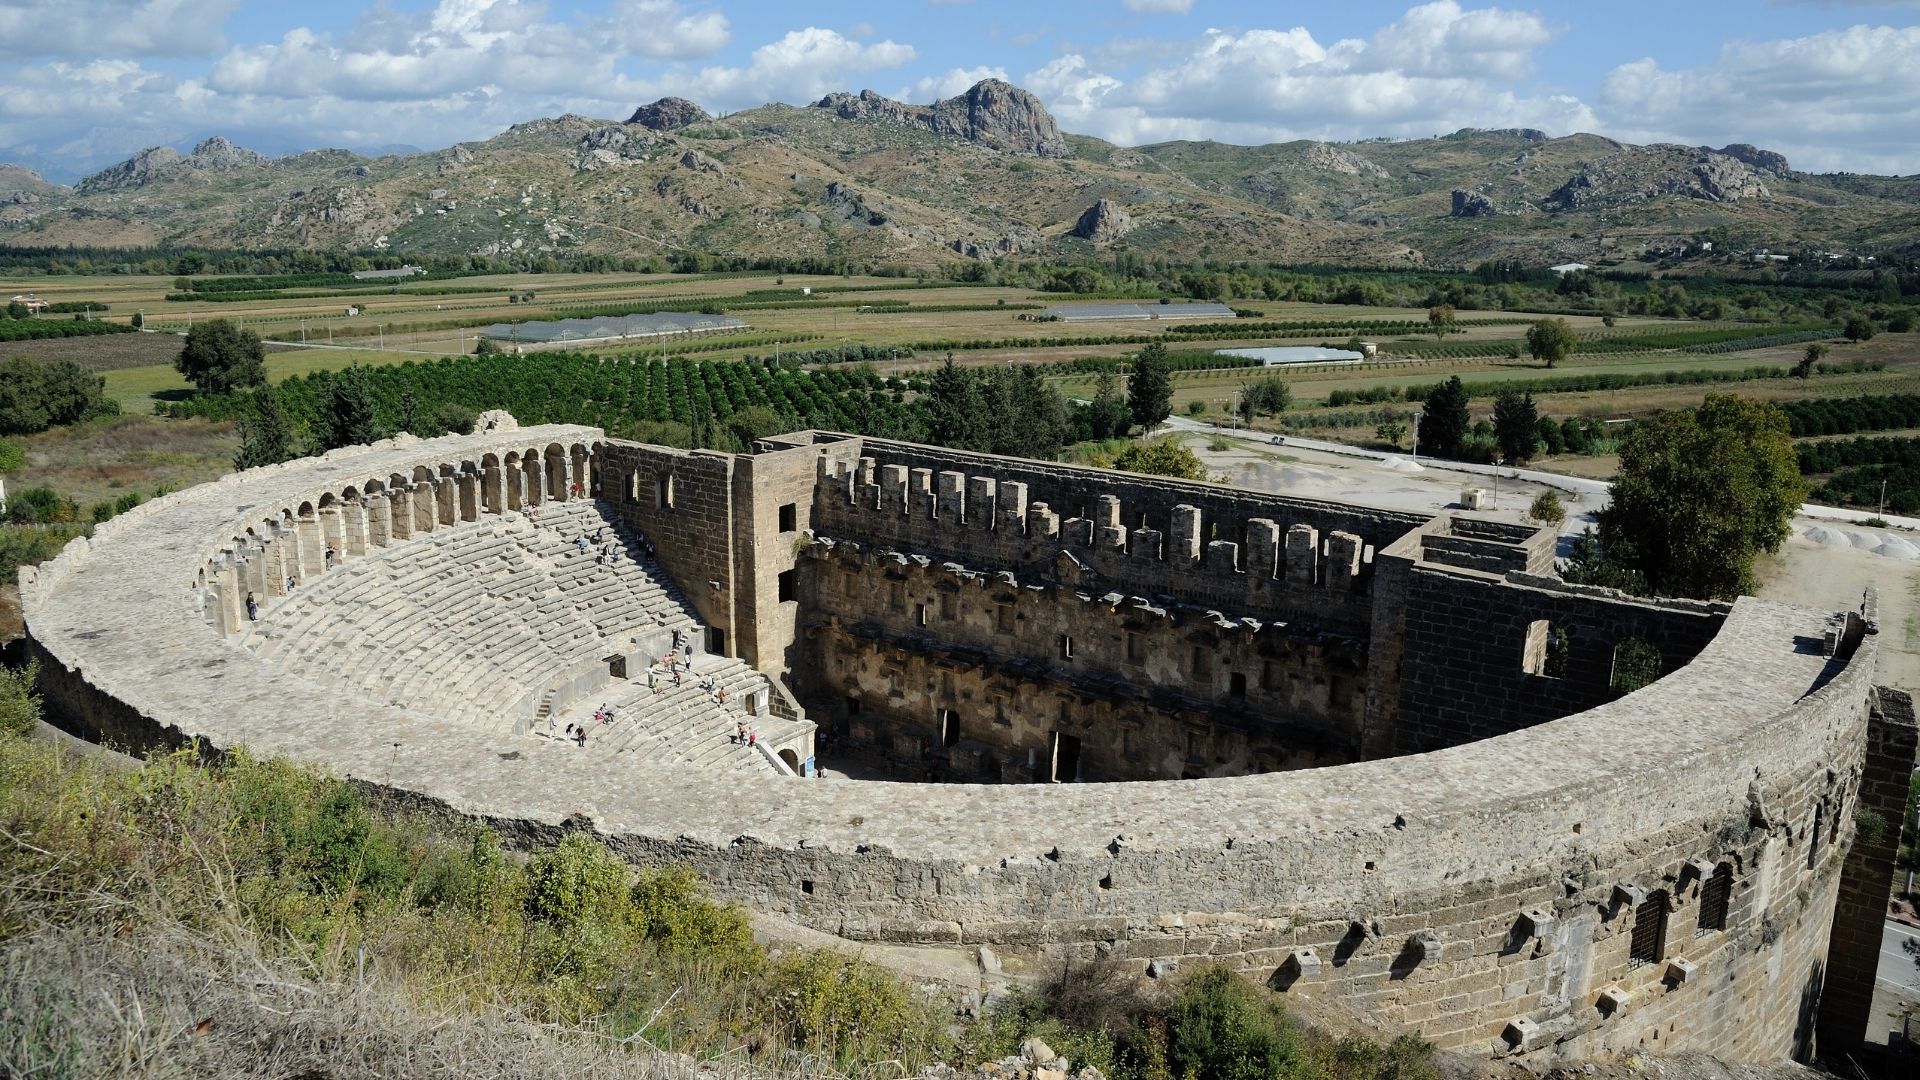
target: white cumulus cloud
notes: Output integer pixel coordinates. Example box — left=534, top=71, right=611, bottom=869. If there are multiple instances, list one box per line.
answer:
left=686, top=27, right=916, bottom=108
left=901, top=65, right=1009, bottom=102
left=0, top=0, right=240, bottom=59
left=1596, top=24, right=1920, bottom=173
left=1028, top=4, right=1589, bottom=147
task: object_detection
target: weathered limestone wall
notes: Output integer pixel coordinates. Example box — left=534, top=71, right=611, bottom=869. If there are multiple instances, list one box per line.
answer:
left=810, top=437, right=1426, bottom=633
left=797, top=542, right=1367, bottom=781
left=594, top=442, right=740, bottom=652
left=1388, top=562, right=1729, bottom=753
left=1817, top=687, right=1918, bottom=1052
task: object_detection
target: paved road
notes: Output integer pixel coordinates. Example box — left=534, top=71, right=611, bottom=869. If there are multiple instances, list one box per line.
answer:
left=1869, top=921, right=1920, bottom=1046
left=1160, top=415, right=1920, bottom=532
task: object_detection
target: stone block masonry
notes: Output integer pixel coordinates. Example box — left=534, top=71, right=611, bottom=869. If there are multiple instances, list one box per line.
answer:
left=15, top=422, right=1897, bottom=1065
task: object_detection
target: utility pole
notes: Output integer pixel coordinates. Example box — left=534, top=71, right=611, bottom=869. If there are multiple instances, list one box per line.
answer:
left=1882, top=479, right=1890, bottom=520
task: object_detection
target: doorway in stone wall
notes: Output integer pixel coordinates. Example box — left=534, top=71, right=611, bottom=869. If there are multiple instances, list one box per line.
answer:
left=607, top=654, right=628, bottom=680
left=1051, top=731, right=1082, bottom=783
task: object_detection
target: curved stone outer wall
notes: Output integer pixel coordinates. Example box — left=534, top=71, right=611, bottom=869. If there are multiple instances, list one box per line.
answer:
left=18, top=426, right=1895, bottom=1063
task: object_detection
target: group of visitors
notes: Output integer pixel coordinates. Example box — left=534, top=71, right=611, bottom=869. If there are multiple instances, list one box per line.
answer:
left=560, top=723, right=589, bottom=747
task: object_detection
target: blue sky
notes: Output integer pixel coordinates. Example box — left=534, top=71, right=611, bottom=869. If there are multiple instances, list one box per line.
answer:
left=2, top=0, right=1918, bottom=181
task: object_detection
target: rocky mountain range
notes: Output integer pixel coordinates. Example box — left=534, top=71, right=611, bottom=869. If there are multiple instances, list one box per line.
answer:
left=2, top=78, right=1915, bottom=266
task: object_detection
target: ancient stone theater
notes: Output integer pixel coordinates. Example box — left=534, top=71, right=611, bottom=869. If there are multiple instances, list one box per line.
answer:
left=19, top=418, right=1911, bottom=1063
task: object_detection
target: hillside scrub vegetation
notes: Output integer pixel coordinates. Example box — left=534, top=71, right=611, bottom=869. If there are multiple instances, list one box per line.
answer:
left=0, top=678, right=1439, bottom=1078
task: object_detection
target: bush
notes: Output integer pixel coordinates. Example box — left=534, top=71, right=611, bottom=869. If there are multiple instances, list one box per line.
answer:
left=1528, top=490, right=1566, bottom=525
left=1186, top=400, right=1207, bottom=417
left=769, top=949, right=944, bottom=1067
left=1168, top=968, right=1301, bottom=1080
left=0, top=356, right=116, bottom=436
left=0, top=660, right=39, bottom=737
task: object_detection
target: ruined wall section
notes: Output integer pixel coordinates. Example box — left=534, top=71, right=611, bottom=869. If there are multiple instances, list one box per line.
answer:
left=595, top=442, right=739, bottom=652
left=798, top=541, right=1368, bottom=781
left=812, top=439, right=1428, bottom=634
left=1392, top=565, right=1729, bottom=752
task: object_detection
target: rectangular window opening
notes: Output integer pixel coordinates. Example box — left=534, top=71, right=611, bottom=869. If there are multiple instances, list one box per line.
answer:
left=777, top=569, right=796, bottom=603
left=940, top=708, right=960, bottom=748
left=1059, top=634, right=1074, bottom=660
left=778, top=502, right=797, bottom=533
left=1629, top=891, right=1668, bottom=969
left=657, top=473, right=676, bottom=509
left=1696, top=864, right=1733, bottom=936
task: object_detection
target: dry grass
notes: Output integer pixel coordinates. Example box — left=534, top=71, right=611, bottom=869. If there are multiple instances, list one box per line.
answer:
left=10, top=415, right=235, bottom=511
left=0, top=919, right=769, bottom=1079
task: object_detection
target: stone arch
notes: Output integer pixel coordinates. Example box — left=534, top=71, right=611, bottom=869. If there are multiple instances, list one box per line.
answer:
left=413, top=465, right=435, bottom=484
left=779, top=748, right=801, bottom=774
left=544, top=443, right=568, bottom=499
left=365, top=478, right=385, bottom=495
left=341, top=486, right=360, bottom=503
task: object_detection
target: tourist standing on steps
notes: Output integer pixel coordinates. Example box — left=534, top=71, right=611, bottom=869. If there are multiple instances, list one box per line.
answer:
left=245, top=593, right=258, bottom=621
left=735, top=720, right=748, bottom=744
left=324, top=544, right=337, bottom=568
left=575, top=726, right=588, bottom=748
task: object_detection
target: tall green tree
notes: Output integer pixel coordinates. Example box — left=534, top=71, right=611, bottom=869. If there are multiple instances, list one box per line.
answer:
left=1417, top=376, right=1470, bottom=459
left=1427, top=304, right=1456, bottom=340
left=1127, top=342, right=1173, bottom=434
left=1597, top=394, right=1806, bottom=599
left=1525, top=317, right=1577, bottom=368
left=317, top=366, right=381, bottom=451
left=176, top=319, right=267, bottom=395
left=1086, top=369, right=1131, bottom=440
left=233, top=384, right=296, bottom=470
left=1492, top=389, right=1541, bottom=463
left=0, top=356, right=114, bottom=435
left=1239, top=376, right=1292, bottom=417
left=924, top=355, right=982, bottom=450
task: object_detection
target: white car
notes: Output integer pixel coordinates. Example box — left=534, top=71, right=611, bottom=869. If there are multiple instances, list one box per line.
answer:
left=1269, top=435, right=1286, bottom=446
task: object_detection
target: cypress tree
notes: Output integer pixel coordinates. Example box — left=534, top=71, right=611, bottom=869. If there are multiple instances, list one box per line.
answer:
left=318, top=366, right=381, bottom=451
left=925, top=355, right=983, bottom=451
left=1492, top=390, right=1541, bottom=463
left=1128, top=342, right=1173, bottom=433
left=1417, top=376, right=1470, bottom=459
left=234, top=384, right=295, bottom=469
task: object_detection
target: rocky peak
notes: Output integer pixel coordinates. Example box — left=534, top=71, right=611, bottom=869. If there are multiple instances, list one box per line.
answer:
left=628, top=97, right=710, bottom=132
left=1069, top=198, right=1134, bottom=243
left=927, top=79, right=1067, bottom=158
left=190, top=136, right=269, bottom=170
left=1544, top=146, right=1771, bottom=212
left=1705, top=143, right=1791, bottom=177
left=812, top=80, right=1068, bottom=157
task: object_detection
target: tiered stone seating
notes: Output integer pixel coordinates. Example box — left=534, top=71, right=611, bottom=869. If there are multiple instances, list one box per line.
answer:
left=244, top=501, right=758, bottom=749
left=534, top=656, right=806, bottom=775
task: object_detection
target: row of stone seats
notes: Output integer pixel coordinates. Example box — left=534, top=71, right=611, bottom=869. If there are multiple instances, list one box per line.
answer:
left=538, top=655, right=798, bottom=774
left=245, top=501, right=700, bottom=725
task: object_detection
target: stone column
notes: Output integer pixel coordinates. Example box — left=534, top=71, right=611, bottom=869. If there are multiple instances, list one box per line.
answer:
left=297, top=514, right=325, bottom=579
left=505, top=465, right=524, bottom=511
left=341, top=500, right=368, bottom=557
left=457, top=473, right=478, bottom=522
left=388, top=487, right=413, bottom=542
left=482, top=465, right=504, bottom=516
left=524, top=458, right=546, bottom=507
left=1130, top=528, right=1163, bottom=560
left=967, top=476, right=997, bottom=529
left=880, top=465, right=909, bottom=516
left=936, top=471, right=966, bottom=522
left=1325, top=531, right=1363, bottom=588
left=909, top=467, right=935, bottom=519
left=271, top=521, right=299, bottom=593
left=1026, top=502, right=1060, bottom=540
left=213, top=556, right=246, bottom=635
left=319, top=505, right=345, bottom=568
left=1096, top=494, right=1125, bottom=550
left=435, top=476, right=458, bottom=526
left=240, top=540, right=271, bottom=600
left=1207, top=539, right=1240, bottom=572
left=997, top=481, right=1029, bottom=533
left=1169, top=504, right=1202, bottom=565
left=1246, top=519, right=1281, bottom=579
left=366, top=493, right=392, bottom=548
left=1285, top=524, right=1318, bottom=585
